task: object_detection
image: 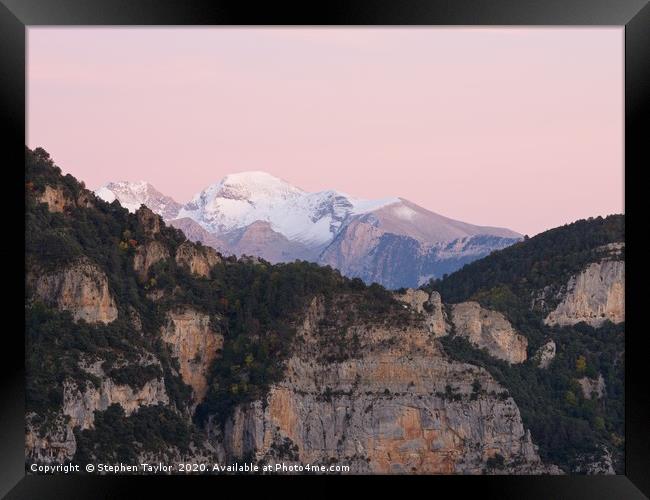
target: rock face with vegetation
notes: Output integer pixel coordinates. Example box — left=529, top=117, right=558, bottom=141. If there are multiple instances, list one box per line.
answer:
left=543, top=259, right=624, bottom=328
left=174, top=241, right=221, bottom=278
left=394, top=289, right=449, bottom=337
left=25, top=147, right=624, bottom=475
left=427, top=215, right=625, bottom=473
left=449, top=302, right=528, bottom=364
left=161, top=308, right=223, bottom=406
left=25, top=413, right=77, bottom=464
left=222, top=296, right=556, bottom=474
left=62, top=360, right=169, bottom=430
left=577, top=374, right=606, bottom=400
left=394, top=290, right=526, bottom=363
left=28, top=258, right=118, bottom=324
left=533, top=340, right=556, bottom=369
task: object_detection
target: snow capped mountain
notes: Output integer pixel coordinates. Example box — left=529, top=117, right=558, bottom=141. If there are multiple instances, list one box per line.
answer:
left=96, top=171, right=522, bottom=288
left=95, top=181, right=182, bottom=220
left=177, top=171, right=400, bottom=246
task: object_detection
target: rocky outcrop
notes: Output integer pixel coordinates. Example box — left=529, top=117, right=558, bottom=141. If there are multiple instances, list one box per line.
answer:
left=29, top=258, right=118, bottom=324
left=136, top=206, right=162, bottom=237
left=174, top=241, right=221, bottom=278
left=449, top=302, right=528, bottom=364
left=37, top=185, right=74, bottom=213
left=533, top=340, right=556, bottom=369
left=544, top=259, right=624, bottom=327
left=75, top=191, right=94, bottom=209
left=27, top=359, right=168, bottom=464
left=132, top=207, right=172, bottom=279
left=223, top=296, right=557, bottom=474
left=36, top=184, right=94, bottom=212
left=577, top=374, right=606, bottom=400
left=395, top=289, right=449, bottom=337
left=25, top=412, right=77, bottom=464
left=161, top=308, right=224, bottom=405
left=63, top=374, right=169, bottom=431
left=133, top=240, right=170, bottom=280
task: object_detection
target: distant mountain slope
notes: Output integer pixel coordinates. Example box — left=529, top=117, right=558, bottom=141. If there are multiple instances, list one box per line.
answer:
left=96, top=181, right=182, bottom=220
left=96, top=173, right=521, bottom=288
left=166, top=217, right=229, bottom=254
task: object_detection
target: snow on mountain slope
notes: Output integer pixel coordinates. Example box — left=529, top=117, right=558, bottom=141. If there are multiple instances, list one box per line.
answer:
left=176, top=171, right=399, bottom=246
left=95, top=181, right=182, bottom=220
left=96, top=171, right=522, bottom=288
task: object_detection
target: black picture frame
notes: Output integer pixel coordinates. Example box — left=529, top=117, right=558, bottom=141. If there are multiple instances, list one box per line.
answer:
left=1, top=1, right=648, bottom=498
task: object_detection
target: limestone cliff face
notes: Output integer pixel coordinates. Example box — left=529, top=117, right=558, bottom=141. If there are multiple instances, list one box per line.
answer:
left=174, top=241, right=221, bottom=278
left=37, top=184, right=94, bottom=213
left=161, top=308, right=224, bottom=405
left=133, top=240, right=170, bottom=280
left=544, top=259, right=624, bottom=327
left=63, top=373, right=169, bottom=431
left=395, top=289, right=449, bottom=337
left=223, top=296, right=557, bottom=474
left=449, top=302, right=528, bottom=364
left=137, top=206, right=162, bottom=237
left=37, top=185, right=73, bottom=213
left=27, top=359, right=169, bottom=464
left=29, top=258, right=118, bottom=324
left=132, top=207, right=172, bottom=279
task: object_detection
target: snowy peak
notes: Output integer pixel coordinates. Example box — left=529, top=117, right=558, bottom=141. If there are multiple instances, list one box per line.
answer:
left=197, top=171, right=304, bottom=204
left=222, top=171, right=304, bottom=198
left=96, top=171, right=522, bottom=288
left=178, top=174, right=401, bottom=246
left=95, top=181, right=182, bottom=220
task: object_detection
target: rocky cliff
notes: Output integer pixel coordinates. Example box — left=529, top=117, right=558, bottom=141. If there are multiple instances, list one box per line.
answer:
left=26, top=356, right=169, bottom=463
left=161, top=308, right=224, bottom=406
left=62, top=367, right=169, bottom=430
left=174, top=241, right=221, bottom=278
left=395, top=291, right=527, bottom=364
left=394, top=289, right=449, bottom=337
left=28, top=258, right=118, bottom=324
left=36, top=184, right=94, bottom=213
left=544, top=258, right=624, bottom=327
left=449, top=302, right=528, bottom=364
left=222, top=296, right=557, bottom=474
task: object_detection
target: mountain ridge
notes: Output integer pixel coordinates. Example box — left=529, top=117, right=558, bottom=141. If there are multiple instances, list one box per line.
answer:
left=96, top=173, right=521, bottom=288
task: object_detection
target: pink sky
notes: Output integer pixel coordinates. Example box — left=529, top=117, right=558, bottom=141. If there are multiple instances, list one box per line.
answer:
left=27, top=28, right=623, bottom=235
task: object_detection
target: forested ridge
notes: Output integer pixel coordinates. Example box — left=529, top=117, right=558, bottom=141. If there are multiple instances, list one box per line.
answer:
left=427, top=215, right=625, bottom=472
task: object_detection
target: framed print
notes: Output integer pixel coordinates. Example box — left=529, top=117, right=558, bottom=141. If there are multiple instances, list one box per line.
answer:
left=1, top=0, right=648, bottom=498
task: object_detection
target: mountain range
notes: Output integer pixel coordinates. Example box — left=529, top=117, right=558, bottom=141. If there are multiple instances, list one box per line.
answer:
left=25, top=147, right=625, bottom=474
left=96, top=173, right=521, bottom=288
